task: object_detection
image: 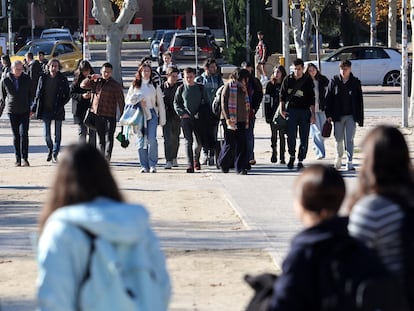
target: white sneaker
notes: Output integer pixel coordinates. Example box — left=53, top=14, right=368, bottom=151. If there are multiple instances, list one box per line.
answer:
left=172, top=158, right=178, bottom=167
left=140, top=167, right=149, bottom=173
left=164, top=161, right=172, bottom=169
left=150, top=166, right=157, bottom=173
left=334, top=158, right=342, bottom=170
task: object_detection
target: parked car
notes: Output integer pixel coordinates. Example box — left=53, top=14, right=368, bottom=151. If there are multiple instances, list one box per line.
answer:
left=306, top=46, right=402, bottom=86
left=14, top=26, right=45, bottom=51
left=158, top=30, right=184, bottom=65
left=40, top=28, right=73, bottom=41
left=168, top=32, right=215, bottom=64
left=185, top=26, right=215, bottom=42
left=11, top=39, right=82, bottom=73
left=149, top=29, right=166, bottom=61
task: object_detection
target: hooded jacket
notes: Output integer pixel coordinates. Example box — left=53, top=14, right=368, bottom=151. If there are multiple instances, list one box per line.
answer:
left=37, top=197, right=170, bottom=311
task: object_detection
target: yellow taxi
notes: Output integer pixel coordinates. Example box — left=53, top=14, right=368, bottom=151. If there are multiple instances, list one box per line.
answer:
left=11, top=39, right=83, bottom=73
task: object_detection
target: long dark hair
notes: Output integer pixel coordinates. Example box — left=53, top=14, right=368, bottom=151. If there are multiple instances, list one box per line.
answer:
left=270, top=65, right=287, bottom=84
left=305, top=63, right=324, bottom=80
left=349, top=125, right=414, bottom=209
left=39, top=144, right=123, bottom=232
left=132, top=63, right=153, bottom=88
left=73, top=60, right=94, bottom=86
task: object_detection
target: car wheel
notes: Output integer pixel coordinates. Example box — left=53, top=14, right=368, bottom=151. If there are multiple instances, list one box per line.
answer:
left=383, top=70, right=401, bottom=86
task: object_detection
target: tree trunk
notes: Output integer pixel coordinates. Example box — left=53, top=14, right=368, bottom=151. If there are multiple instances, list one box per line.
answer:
left=92, top=0, right=138, bottom=85
left=300, top=7, right=312, bottom=60
left=388, top=0, right=397, bottom=48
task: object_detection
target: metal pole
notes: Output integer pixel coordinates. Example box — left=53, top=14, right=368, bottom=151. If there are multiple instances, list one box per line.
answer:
left=401, top=0, right=408, bottom=127
left=316, top=11, right=321, bottom=71
left=222, top=0, right=229, bottom=48
left=31, top=2, right=35, bottom=41
left=7, top=0, right=12, bottom=55
left=192, top=0, right=198, bottom=71
left=83, top=0, right=89, bottom=60
left=370, top=0, right=377, bottom=45
left=282, top=0, right=290, bottom=69
left=246, top=0, right=250, bottom=62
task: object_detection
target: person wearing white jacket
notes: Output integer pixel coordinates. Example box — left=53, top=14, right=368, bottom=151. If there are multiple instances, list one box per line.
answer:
left=126, top=63, right=166, bottom=173
left=37, top=143, right=171, bottom=311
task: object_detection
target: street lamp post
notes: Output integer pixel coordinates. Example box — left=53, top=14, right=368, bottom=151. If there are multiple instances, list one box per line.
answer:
left=7, top=0, right=12, bottom=55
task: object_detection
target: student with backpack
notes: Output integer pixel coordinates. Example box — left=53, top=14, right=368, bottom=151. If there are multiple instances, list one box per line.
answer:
left=268, top=164, right=405, bottom=311
left=37, top=143, right=171, bottom=311
left=348, top=125, right=414, bottom=310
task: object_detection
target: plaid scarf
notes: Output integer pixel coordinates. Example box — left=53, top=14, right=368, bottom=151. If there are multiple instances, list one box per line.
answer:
left=228, top=82, right=250, bottom=129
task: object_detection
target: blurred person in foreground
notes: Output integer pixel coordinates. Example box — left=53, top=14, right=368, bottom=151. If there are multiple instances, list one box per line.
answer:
left=37, top=143, right=171, bottom=311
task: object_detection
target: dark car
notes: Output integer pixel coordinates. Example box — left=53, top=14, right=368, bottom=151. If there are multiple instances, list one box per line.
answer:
left=157, top=30, right=187, bottom=65
left=149, top=29, right=166, bottom=61
left=14, top=26, right=45, bottom=51
left=168, top=32, right=215, bottom=64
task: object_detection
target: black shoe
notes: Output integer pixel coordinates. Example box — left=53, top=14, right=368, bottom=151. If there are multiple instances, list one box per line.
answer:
left=186, top=167, right=194, bottom=173
left=221, top=167, right=229, bottom=173
left=238, top=169, right=248, bottom=175
left=280, top=159, right=286, bottom=165
left=22, top=159, right=30, bottom=167
left=46, top=151, right=53, bottom=162
left=271, top=152, right=277, bottom=163
left=297, top=162, right=304, bottom=171
left=287, top=158, right=294, bottom=169
left=15, top=159, right=21, bottom=167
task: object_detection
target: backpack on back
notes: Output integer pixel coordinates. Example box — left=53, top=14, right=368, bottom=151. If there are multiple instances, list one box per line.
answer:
left=316, top=236, right=408, bottom=311
left=78, top=228, right=170, bottom=311
left=211, top=84, right=225, bottom=120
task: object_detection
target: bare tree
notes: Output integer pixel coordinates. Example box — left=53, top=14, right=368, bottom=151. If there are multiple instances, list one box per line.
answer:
left=91, top=0, right=138, bottom=84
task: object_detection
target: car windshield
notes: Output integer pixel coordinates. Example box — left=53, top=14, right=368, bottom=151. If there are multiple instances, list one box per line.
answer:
left=174, top=36, right=209, bottom=48
left=321, top=50, right=338, bottom=61
left=16, top=42, right=54, bottom=56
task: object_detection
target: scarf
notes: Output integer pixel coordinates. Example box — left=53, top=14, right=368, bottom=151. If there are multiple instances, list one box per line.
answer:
left=228, top=81, right=250, bottom=129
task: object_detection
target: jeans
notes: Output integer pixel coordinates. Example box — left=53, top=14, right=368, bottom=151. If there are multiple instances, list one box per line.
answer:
left=9, top=112, right=30, bottom=160
left=218, top=122, right=248, bottom=172
left=333, top=114, right=356, bottom=162
left=270, top=122, right=287, bottom=161
left=95, top=115, right=116, bottom=161
left=78, top=122, right=96, bottom=147
left=43, top=118, right=62, bottom=155
left=287, top=108, right=311, bottom=161
left=181, top=117, right=202, bottom=168
left=138, top=109, right=158, bottom=169
left=310, top=111, right=326, bottom=158
left=163, top=116, right=181, bottom=162
left=246, top=117, right=255, bottom=161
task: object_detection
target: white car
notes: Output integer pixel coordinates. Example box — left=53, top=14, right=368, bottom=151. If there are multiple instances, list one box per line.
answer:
left=306, top=46, right=402, bottom=86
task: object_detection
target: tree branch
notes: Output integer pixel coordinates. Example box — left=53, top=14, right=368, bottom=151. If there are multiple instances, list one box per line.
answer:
left=115, top=0, right=139, bottom=27
left=92, top=0, right=115, bottom=27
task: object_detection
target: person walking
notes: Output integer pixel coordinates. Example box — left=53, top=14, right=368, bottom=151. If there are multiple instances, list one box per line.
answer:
left=264, top=65, right=287, bottom=164
left=1, top=54, right=11, bottom=79
left=241, top=61, right=263, bottom=167
left=195, top=58, right=224, bottom=166
left=0, top=60, right=33, bottom=166
left=174, top=67, right=204, bottom=173
left=32, top=59, right=70, bottom=163
left=80, top=62, right=125, bottom=162
left=255, top=31, right=268, bottom=84
left=218, top=68, right=251, bottom=175
left=70, top=60, right=96, bottom=145
left=23, top=52, right=42, bottom=102
left=36, top=143, right=171, bottom=311
left=279, top=58, right=316, bottom=170
left=305, top=63, right=329, bottom=160
left=162, top=66, right=181, bottom=169
left=325, top=59, right=364, bottom=171
left=348, top=125, right=414, bottom=287
left=157, top=51, right=182, bottom=84
left=126, top=63, right=166, bottom=173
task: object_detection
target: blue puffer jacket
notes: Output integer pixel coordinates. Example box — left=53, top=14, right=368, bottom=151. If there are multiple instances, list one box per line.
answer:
left=37, top=197, right=171, bottom=311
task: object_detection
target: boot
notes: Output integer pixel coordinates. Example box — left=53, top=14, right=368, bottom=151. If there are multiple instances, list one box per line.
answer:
left=270, top=148, right=277, bottom=163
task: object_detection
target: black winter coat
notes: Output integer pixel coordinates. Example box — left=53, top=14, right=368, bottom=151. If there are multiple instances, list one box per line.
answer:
left=0, top=72, right=33, bottom=115
left=32, top=72, right=70, bottom=121
left=325, top=73, right=364, bottom=126
left=70, top=77, right=92, bottom=124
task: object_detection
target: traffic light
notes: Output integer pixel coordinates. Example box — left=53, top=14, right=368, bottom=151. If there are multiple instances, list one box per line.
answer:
left=272, top=0, right=283, bottom=18
left=265, top=0, right=283, bottom=19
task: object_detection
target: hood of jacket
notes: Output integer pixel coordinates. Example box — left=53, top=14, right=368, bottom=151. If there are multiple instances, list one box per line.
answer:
left=48, top=197, right=149, bottom=244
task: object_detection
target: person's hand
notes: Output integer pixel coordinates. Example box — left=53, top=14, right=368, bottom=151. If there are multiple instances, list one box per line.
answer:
left=181, top=113, right=190, bottom=119
left=310, top=114, right=316, bottom=124
left=280, top=110, right=288, bottom=119
left=140, top=99, right=146, bottom=108
left=327, top=117, right=333, bottom=123
left=88, top=74, right=100, bottom=81
left=82, top=92, right=91, bottom=99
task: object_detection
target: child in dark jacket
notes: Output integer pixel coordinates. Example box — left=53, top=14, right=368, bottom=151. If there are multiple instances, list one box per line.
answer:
left=268, top=164, right=390, bottom=311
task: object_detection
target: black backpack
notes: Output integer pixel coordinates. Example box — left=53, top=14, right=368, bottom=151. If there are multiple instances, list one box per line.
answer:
left=244, top=273, right=277, bottom=311
left=315, top=236, right=408, bottom=311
